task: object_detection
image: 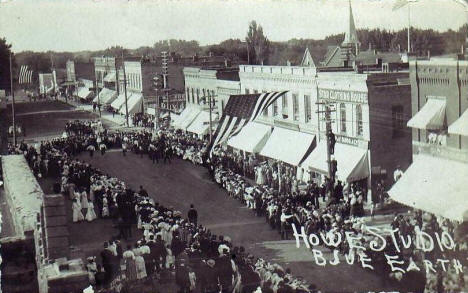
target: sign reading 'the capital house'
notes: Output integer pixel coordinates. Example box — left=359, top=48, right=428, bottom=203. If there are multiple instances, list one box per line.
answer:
left=318, top=88, right=368, bottom=104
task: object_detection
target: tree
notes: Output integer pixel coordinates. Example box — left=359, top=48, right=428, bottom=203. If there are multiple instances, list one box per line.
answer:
left=0, top=38, right=14, bottom=93
left=246, top=21, right=271, bottom=65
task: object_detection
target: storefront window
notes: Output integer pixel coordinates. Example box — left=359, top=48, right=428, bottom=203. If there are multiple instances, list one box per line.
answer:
left=186, top=87, right=190, bottom=102
left=191, top=88, right=195, bottom=103
left=273, top=99, right=278, bottom=117
left=282, top=95, right=289, bottom=118
left=356, top=104, right=363, bottom=136
left=340, top=103, right=347, bottom=133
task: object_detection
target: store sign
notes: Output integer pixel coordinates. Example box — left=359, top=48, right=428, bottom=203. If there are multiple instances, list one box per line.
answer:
left=335, top=134, right=368, bottom=148
left=319, top=88, right=368, bottom=104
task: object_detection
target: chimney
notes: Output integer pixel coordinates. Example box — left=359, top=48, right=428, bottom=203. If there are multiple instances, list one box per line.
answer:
left=373, top=49, right=377, bottom=55
left=427, top=50, right=431, bottom=59
left=398, top=44, right=401, bottom=53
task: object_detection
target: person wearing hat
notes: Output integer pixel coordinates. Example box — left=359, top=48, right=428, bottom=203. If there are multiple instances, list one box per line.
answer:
left=188, top=204, right=198, bottom=228
left=200, top=259, right=219, bottom=293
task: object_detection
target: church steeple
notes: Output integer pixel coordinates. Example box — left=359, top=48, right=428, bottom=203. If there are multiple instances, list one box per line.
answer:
left=342, top=0, right=359, bottom=47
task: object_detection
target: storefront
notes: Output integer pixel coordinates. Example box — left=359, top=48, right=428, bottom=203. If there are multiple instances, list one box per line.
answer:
left=93, top=88, right=117, bottom=105
left=110, top=93, right=127, bottom=112
left=121, top=93, right=143, bottom=115
left=186, top=110, right=218, bottom=139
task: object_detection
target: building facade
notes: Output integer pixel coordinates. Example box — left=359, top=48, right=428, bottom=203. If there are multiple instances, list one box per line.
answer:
left=389, top=58, right=468, bottom=221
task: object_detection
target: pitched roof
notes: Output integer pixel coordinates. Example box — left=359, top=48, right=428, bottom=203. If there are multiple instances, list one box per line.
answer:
left=301, top=48, right=316, bottom=67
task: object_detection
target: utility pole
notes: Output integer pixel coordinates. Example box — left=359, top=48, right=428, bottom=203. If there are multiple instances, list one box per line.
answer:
left=94, top=70, right=101, bottom=117
left=208, top=91, right=213, bottom=143
left=122, top=52, right=129, bottom=127
left=316, top=101, right=337, bottom=196
left=9, top=52, right=16, bottom=146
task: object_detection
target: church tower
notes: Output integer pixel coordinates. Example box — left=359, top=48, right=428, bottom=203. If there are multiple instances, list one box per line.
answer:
left=340, top=0, right=360, bottom=67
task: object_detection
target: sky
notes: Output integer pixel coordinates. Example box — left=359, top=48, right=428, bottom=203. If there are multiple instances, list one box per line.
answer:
left=0, top=0, right=466, bottom=53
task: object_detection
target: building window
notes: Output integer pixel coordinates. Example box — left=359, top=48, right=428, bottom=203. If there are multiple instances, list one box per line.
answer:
left=282, top=95, right=288, bottom=118
left=356, top=104, right=363, bottom=136
left=262, top=90, right=268, bottom=116
left=273, top=99, right=278, bottom=117
left=253, top=89, right=259, bottom=94
left=392, top=105, right=404, bottom=137
left=202, top=89, right=206, bottom=104
left=304, top=95, right=311, bottom=122
left=191, top=88, right=195, bottom=103
left=196, top=89, right=200, bottom=104
left=186, top=87, right=190, bottom=102
left=292, top=94, right=299, bottom=121
left=340, top=103, right=347, bottom=133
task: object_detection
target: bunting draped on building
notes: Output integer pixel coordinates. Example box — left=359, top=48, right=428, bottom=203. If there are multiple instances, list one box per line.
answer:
left=19, top=65, right=33, bottom=84
left=209, top=91, right=287, bottom=154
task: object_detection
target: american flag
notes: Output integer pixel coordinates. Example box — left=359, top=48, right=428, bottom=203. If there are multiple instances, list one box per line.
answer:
left=210, top=91, right=287, bottom=154
left=19, top=65, right=33, bottom=84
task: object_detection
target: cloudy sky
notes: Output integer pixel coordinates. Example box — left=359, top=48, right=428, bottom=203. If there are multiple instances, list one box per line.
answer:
left=0, top=0, right=466, bottom=52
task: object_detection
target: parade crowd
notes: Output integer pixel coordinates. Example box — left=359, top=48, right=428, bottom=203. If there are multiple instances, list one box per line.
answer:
left=7, top=119, right=468, bottom=293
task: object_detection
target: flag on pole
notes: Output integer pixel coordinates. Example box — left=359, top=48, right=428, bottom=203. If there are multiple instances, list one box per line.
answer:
left=209, top=91, right=287, bottom=154
left=18, top=65, right=33, bottom=84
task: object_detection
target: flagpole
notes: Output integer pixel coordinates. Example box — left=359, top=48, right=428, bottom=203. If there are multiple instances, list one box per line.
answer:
left=9, top=52, right=16, bottom=146
left=407, top=2, right=411, bottom=53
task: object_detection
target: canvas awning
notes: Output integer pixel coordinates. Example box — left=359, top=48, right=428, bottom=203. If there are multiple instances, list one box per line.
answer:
left=120, top=93, right=143, bottom=115
left=173, top=107, right=192, bottom=128
left=93, top=88, right=117, bottom=104
left=259, top=127, right=315, bottom=166
left=407, top=98, right=446, bottom=130
left=186, top=111, right=218, bottom=136
left=448, top=108, right=468, bottom=137
left=175, top=107, right=201, bottom=130
left=103, top=72, right=116, bottom=83
left=300, top=141, right=369, bottom=183
left=388, top=155, right=468, bottom=222
left=111, top=93, right=127, bottom=111
left=228, top=122, right=272, bottom=153
left=76, top=87, right=92, bottom=100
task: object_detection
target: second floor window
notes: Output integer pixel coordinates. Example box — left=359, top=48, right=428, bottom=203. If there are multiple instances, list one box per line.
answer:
left=356, top=104, right=363, bottom=136
left=304, top=95, right=311, bottom=122
left=282, top=95, right=288, bottom=117
left=340, top=103, right=347, bottom=133
left=392, top=105, right=404, bottom=137
left=292, top=94, right=299, bottom=121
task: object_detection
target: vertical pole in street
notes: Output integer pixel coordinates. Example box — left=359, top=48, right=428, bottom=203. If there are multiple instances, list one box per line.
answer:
left=94, top=70, right=101, bottom=118
left=324, top=104, right=332, bottom=180
left=122, top=53, right=129, bottom=127
left=208, top=92, right=213, bottom=143
left=9, top=52, right=16, bottom=146
left=407, top=3, right=411, bottom=53
left=155, top=89, right=159, bottom=130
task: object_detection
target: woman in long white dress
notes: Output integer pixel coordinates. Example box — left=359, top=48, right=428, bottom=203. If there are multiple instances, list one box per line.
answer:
left=81, top=191, right=89, bottom=210
left=102, top=197, right=110, bottom=218
left=133, top=247, right=147, bottom=280
left=86, top=200, right=97, bottom=222
left=72, top=198, right=84, bottom=222
left=123, top=246, right=137, bottom=281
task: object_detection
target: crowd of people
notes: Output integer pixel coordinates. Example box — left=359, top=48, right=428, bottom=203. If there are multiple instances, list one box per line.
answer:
left=6, top=119, right=468, bottom=293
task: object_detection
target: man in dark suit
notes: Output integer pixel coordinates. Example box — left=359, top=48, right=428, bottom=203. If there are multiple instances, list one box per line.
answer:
left=100, top=242, right=114, bottom=285
left=188, top=204, right=198, bottom=227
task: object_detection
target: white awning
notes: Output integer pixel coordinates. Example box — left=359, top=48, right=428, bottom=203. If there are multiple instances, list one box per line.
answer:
left=147, top=107, right=156, bottom=116
left=228, top=122, right=272, bottom=153
left=120, top=93, right=143, bottom=115
left=93, top=88, right=117, bottom=104
left=111, top=93, right=127, bottom=111
left=77, top=87, right=92, bottom=100
left=407, top=98, right=446, bottom=130
left=175, top=107, right=201, bottom=130
left=173, top=107, right=192, bottom=128
left=448, top=108, right=468, bottom=137
left=187, top=111, right=218, bottom=136
left=103, top=72, right=116, bottom=83
left=300, top=141, right=369, bottom=183
left=259, top=127, right=315, bottom=166
left=389, top=155, right=468, bottom=222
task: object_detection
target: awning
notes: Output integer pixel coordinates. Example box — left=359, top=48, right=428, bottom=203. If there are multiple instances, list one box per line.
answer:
left=111, top=93, right=127, bottom=111
left=93, top=88, right=117, bottom=104
left=103, top=72, right=116, bottom=83
left=259, top=127, right=315, bottom=166
left=120, top=93, right=143, bottom=115
left=175, top=107, right=201, bottom=130
left=228, top=122, right=272, bottom=153
left=76, top=87, right=93, bottom=100
left=186, top=111, right=218, bottom=136
left=448, top=109, right=468, bottom=137
left=147, top=107, right=156, bottom=116
left=300, top=141, right=369, bottom=183
left=407, top=98, right=446, bottom=130
left=388, top=155, right=468, bottom=221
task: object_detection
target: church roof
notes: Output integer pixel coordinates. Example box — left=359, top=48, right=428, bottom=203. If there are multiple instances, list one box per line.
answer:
left=301, top=48, right=316, bottom=67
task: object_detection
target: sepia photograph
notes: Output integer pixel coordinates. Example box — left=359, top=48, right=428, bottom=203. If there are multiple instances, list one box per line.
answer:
left=0, top=0, right=467, bottom=292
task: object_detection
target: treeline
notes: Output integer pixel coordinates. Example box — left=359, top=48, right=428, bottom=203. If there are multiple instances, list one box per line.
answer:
left=12, top=25, right=468, bottom=74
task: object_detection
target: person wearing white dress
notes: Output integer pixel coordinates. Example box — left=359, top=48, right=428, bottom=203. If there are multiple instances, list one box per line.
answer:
left=72, top=198, right=84, bottom=222
left=81, top=191, right=89, bottom=210
left=86, top=201, right=97, bottom=222
left=133, top=247, right=147, bottom=280
left=102, top=197, right=110, bottom=218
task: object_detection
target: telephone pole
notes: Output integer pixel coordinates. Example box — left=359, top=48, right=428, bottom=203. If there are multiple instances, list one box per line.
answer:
left=316, top=101, right=337, bottom=194
left=9, top=52, right=16, bottom=146
left=121, top=52, right=129, bottom=127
